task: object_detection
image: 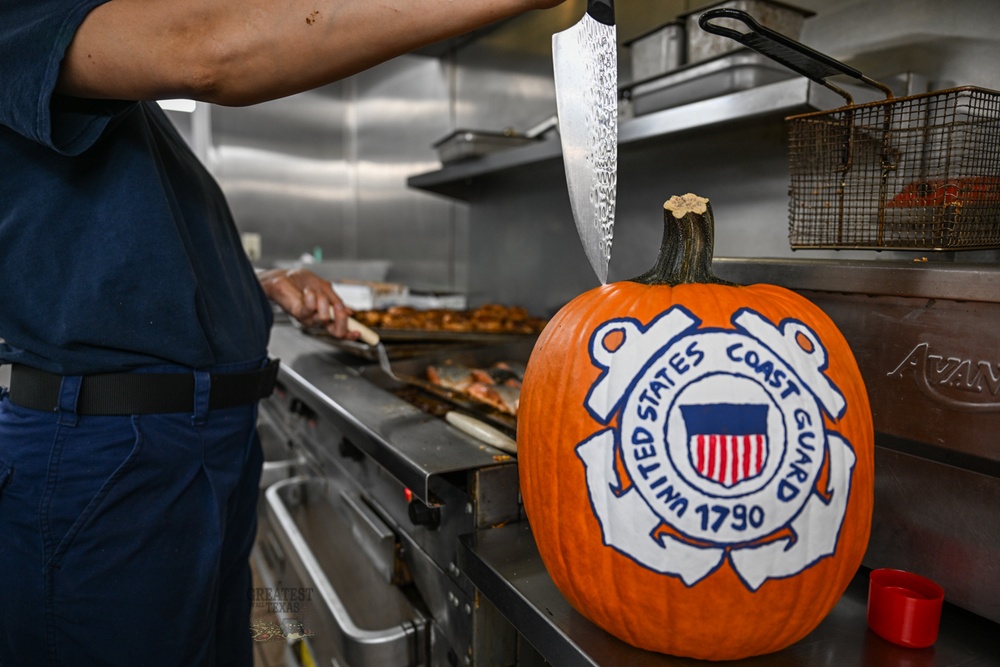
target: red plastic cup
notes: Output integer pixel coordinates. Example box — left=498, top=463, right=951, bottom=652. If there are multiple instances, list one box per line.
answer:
left=867, top=568, right=945, bottom=648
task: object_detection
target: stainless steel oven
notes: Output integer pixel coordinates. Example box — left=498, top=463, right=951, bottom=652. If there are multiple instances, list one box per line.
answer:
left=252, top=329, right=534, bottom=667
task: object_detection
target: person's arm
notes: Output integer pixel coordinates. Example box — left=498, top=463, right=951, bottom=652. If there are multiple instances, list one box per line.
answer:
left=258, top=268, right=357, bottom=339
left=57, top=0, right=566, bottom=106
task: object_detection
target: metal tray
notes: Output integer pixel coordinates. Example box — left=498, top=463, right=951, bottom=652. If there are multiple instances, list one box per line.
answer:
left=357, top=339, right=535, bottom=434
left=433, top=129, right=543, bottom=164
left=374, top=329, right=538, bottom=344
left=624, top=20, right=685, bottom=83
left=628, top=48, right=795, bottom=116
left=305, top=328, right=538, bottom=361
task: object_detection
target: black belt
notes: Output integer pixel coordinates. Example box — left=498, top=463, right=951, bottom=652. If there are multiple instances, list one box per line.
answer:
left=7, top=359, right=280, bottom=415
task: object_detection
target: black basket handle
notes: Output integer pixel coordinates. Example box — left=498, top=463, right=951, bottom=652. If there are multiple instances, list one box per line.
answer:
left=698, top=8, right=893, bottom=105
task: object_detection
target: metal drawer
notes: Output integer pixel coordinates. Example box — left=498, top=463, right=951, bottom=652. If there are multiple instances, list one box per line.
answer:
left=262, top=476, right=428, bottom=666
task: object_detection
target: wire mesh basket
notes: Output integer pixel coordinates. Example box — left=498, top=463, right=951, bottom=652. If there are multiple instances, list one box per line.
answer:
left=787, top=87, right=1000, bottom=250
left=700, top=9, right=1000, bottom=250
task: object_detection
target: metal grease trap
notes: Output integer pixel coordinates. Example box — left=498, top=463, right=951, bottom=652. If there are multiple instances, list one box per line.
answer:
left=701, top=9, right=1000, bottom=251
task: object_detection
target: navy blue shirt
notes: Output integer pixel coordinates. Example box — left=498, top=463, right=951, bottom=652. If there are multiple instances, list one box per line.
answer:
left=0, top=0, right=272, bottom=375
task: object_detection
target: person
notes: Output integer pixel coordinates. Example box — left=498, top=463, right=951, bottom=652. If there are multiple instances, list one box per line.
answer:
left=0, top=0, right=565, bottom=664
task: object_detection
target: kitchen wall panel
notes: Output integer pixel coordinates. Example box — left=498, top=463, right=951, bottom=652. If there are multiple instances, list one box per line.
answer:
left=190, top=0, right=1000, bottom=302
left=211, top=84, right=353, bottom=265
left=351, top=56, right=458, bottom=290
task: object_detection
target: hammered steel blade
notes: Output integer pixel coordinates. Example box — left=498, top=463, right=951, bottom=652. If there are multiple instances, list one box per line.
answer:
left=552, top=0, right=617, bottom=285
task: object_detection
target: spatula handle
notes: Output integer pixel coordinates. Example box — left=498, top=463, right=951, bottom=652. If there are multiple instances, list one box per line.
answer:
left=346, top=317, right=380, bottom=346
left=326, top=305, right=381, bottom=346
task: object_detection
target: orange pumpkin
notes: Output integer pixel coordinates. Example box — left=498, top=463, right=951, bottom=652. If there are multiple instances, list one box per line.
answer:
left=518, top=194, right=873, bottom=660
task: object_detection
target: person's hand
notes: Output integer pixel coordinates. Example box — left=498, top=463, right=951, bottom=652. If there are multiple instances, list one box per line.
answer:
left=258, top=268, right=359, bottom=340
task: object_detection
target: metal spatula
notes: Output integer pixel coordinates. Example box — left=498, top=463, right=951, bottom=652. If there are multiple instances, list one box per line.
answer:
left=344, top=317, right=401, bottom=382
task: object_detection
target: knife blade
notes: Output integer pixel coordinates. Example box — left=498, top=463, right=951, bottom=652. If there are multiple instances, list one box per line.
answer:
left=552, top=0, right=617, bottom=285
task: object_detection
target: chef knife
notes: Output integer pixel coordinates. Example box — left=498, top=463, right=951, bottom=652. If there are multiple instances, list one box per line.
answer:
left=552, top=0, right=618, bottom=285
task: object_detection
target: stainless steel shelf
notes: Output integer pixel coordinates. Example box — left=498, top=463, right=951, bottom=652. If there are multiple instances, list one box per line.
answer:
left=712, top=257, right=1000, bottom=304
left=407, top=77, right=849, bottom=200
left=460, top=521, right=1000, bottom=667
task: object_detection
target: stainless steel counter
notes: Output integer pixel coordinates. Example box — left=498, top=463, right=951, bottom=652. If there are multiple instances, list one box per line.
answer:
left=265, top=266, right=1000, bottom=666
left=460, top=522, right=1000, bottom=667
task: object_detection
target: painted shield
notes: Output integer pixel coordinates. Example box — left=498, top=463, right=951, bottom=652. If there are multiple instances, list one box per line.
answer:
left=681, top=403, right=769, bottom=488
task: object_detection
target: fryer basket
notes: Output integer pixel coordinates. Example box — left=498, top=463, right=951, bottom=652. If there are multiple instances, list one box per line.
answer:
left=787, top=87, right=1000, bottom=249
left=700, top=9, right=1000, bottom=250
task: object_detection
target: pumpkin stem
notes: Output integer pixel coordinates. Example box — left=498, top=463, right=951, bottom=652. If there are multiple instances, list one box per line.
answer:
left=631, top=194, right=737, bottom=286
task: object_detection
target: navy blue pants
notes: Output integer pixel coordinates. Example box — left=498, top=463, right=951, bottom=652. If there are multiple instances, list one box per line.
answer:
left=0, top=363, right=263, bottom=666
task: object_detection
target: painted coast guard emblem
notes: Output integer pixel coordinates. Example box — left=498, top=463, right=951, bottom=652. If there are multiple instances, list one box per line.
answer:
left=578, top=305, right=858, bottom=591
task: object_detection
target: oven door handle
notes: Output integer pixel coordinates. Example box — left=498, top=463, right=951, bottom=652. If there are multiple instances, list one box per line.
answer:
left=339, top=489, right=400, bottom=585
